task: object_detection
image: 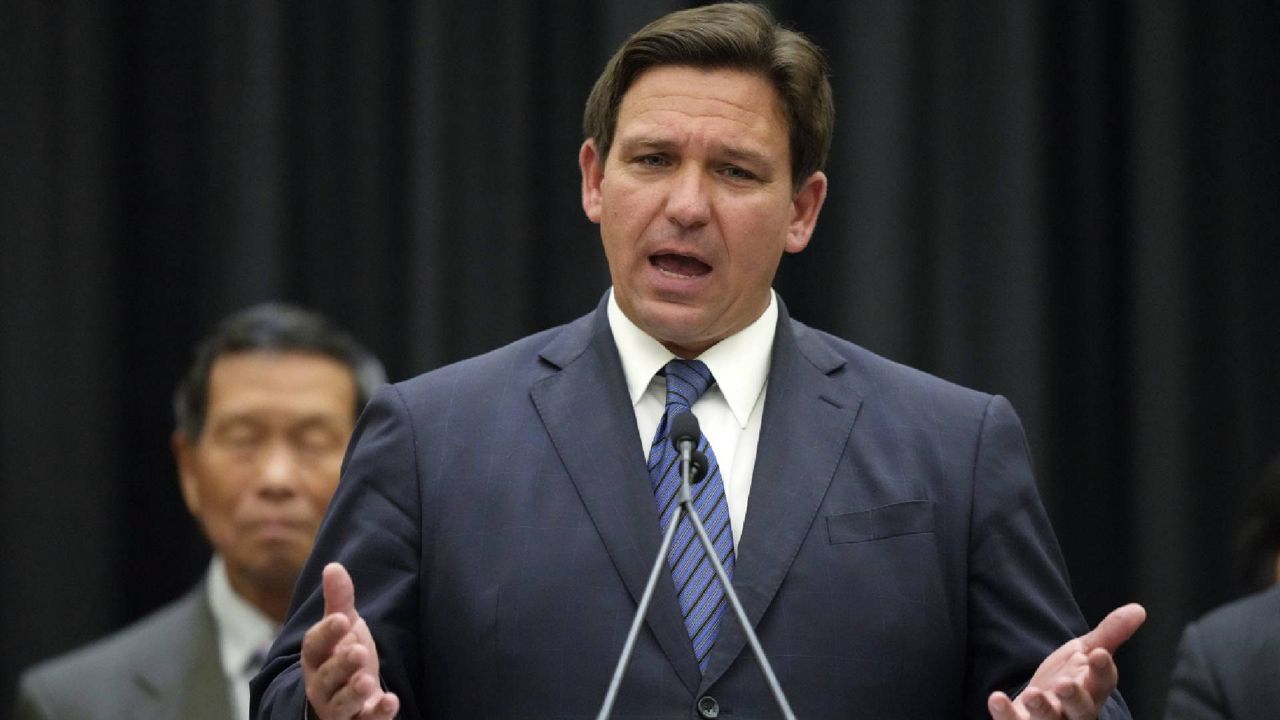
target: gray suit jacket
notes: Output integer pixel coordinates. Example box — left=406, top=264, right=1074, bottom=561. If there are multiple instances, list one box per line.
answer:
left=1165, top=584, right=1280, bottom=719
left=14, top=584, right=233, bottom=720
left=254, top=295, right=1130, bottom=718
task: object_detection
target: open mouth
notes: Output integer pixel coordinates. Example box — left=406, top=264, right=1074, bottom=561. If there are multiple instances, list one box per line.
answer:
left=651, top=253, right=711, bottom=278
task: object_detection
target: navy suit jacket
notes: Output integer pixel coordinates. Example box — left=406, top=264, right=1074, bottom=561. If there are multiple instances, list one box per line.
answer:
left=253, top=296, right=1131, bottom=719
left=1164, top=584, right=1280, bottom=719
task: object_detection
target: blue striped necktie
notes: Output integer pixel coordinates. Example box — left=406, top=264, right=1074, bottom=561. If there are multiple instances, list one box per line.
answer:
left=647, top=359, right=734, bottom=672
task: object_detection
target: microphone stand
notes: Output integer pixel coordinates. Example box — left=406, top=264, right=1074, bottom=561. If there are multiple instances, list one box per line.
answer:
left=597, top=446, right=797, bottom=720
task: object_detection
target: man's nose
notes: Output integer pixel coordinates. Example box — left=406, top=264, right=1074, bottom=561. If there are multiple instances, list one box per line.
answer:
left=257, top=440, right=299, bottom=496
left=665, top=165, right=711, bottom=228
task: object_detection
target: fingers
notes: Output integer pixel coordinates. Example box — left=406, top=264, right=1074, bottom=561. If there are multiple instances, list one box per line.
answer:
left=307, top=644, right=392, bottom=719
left=319, top=665, right=399, bottom=720
left=1044, top=649, right=1115, bottom=719
left=989, top=605, right=1138, bottom=720
left=992, top=680, right=1104, bottom=720
left=323, top=562, right=358, bottom=621
left=302, top=613, right=352, bottom=672
left=301, top=564, right=396, bottom=720
left=1078, top=648, right=1119, bottom=705
left=987, top=690, right=1021, bottom=720
left=321, top=669, right=383, bottom=719
left=1021, top=688, right=1062, bottom=719
left=989, top=687, right=1066, bottom=720
left=312, top=639, right=372, bottom=703
left=357, top=690, right=400, bottom=719
left=1051, top=676, right=1099, bottom=720
left=1081, top=603, right=1146, bottom=654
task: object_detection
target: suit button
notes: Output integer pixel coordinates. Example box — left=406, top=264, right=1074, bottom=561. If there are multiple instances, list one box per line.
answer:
left=697, top=695, right=720, bottom=718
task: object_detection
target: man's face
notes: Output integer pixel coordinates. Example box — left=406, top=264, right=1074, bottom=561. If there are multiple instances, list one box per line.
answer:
left=580, top=65, right=827, bottom=357
left=174, top=351, right=356, bottom=608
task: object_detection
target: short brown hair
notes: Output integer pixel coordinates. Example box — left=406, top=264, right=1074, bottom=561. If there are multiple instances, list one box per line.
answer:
left=583, top=2, right=833, bottom=190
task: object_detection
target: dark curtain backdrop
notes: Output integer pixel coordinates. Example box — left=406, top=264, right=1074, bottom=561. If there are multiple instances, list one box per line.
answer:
left=3, top=1, right=1277, bottom=716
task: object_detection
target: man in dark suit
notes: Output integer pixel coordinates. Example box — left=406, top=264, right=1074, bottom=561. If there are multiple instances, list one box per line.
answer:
left=253, top=5, right=1144, bottom=719
left=1164, top=454, right=1280, bottom=719
left=14, top=304, right=384, bottom=720
left=1163, top=585, right=1280, bottom=719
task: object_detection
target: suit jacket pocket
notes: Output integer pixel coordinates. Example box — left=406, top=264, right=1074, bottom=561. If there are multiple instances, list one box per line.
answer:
left=826, top=500, right=935, bottom=544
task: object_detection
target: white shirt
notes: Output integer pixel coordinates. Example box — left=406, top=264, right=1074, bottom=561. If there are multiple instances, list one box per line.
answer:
left=607, top=288, right=776, bottom=549
left=206, top=556, right=278, bottom=720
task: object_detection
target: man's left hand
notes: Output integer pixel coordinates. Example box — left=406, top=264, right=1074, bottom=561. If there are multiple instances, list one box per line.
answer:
left=988, top=603, right=1146, bottom=720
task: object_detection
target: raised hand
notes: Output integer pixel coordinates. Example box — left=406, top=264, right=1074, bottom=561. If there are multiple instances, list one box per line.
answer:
left=988, top=603, right=1146, bottom=720
left=301, top=563, right=400, bottom=719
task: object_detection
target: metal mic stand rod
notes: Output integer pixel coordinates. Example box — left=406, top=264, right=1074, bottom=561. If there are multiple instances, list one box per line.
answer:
left=680, top=483, right=797, bottom=720
left=595, top=458, right=699, bottom=720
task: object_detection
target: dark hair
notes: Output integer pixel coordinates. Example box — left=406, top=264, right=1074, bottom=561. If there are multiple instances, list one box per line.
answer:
left=1237, top=453, right=1280, bottom=593
left=583, top=2, right=833, bottom=189
left=173, top=303, right=386, bottom=439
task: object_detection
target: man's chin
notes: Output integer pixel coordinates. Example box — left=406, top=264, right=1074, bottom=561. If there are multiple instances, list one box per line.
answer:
left=650, top=326, right=720, bottom=357
left=244, top=553, right=309, bottom=589
left=632, top=301, right=710, bottom=341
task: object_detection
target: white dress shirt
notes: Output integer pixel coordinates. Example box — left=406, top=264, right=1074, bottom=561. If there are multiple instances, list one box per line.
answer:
left=607, top=288, right=776, bottom=549
left=207, top=556, right=278, bottom=720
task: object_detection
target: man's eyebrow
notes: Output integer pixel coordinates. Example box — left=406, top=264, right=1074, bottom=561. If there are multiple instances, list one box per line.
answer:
left=211, top=411, right=343, bottom=427
left=719, top=145, right=771, bottom=166
left=617, top=137, right=676, bottom=153
left=211, top=413, right=265, bottom=427
left=617, top=137, right=773, bottom=166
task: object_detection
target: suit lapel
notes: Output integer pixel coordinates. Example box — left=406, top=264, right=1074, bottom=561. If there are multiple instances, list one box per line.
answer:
left=530, top=299, right=703, bottom=694
left=128, top=659, right=186, bottom=719
left=130, top=588, right=234, bottom=720
left=180, top=602, right=235, bottom=720
left=702, top=304, right=862, bottom=689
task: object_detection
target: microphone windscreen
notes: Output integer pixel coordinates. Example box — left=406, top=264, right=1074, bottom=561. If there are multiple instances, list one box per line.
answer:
left=669, top=412, right=701, bottom=450
left=689, top=449, right=710, bottom=484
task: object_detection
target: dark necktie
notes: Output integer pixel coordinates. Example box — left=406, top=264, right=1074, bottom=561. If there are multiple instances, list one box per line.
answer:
left=243, top=644, right=270, bottom=677
left=647, top=359, right=735, bottom=671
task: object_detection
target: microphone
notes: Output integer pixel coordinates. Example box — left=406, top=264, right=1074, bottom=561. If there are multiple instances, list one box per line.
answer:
left=687, top=449, right=709, bottom=485
left=598, top=412, right=796, bottom=720
left=669, top=412, right=700, bottom=486
left=669, top=411, right=700, bottom=450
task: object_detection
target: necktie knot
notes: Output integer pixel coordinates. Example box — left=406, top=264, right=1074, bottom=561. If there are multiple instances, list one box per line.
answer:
left=663, top=359, right=714, bottom=413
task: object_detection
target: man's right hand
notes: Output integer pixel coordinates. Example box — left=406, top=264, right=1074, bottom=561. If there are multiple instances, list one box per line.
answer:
left=301, top=563, right=400, bottom=719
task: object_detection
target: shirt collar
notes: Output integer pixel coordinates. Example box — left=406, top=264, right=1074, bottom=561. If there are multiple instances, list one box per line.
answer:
left=607, top=288, right=776, bottom=428
left=206, top=555, right=278, bottom=679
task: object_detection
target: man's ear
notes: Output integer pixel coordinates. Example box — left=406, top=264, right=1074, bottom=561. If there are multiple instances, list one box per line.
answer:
left=580, top=139, right=605, bottom=223
left=784, top=170, right=828, bottom=254
left=172, top=430, right=201, bottom=517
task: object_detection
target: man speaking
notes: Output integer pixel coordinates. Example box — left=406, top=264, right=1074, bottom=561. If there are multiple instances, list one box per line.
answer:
left=253, top=4, right=1143, bottom=718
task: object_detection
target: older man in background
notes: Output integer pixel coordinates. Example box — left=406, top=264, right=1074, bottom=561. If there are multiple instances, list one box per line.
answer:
left=14, top=303, right=384, bottom=720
